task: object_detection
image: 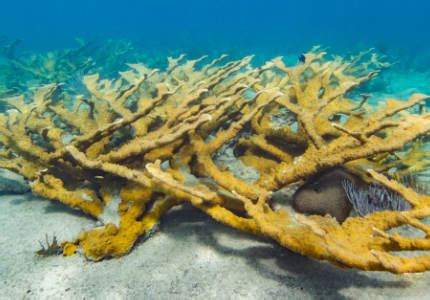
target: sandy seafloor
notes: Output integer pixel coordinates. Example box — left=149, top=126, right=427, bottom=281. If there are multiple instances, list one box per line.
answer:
left=1, top=193, right=429, bottom=300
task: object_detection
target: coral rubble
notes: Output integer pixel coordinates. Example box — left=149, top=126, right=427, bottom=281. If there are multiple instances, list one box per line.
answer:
left=1, top=48, right=430, bottom=273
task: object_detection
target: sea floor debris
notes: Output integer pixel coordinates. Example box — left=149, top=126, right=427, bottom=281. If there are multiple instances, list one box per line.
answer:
left=1, top=48, right=430, bottom=273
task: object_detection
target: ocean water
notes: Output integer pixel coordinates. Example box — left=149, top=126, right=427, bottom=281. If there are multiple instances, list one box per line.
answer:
left=1, top=1, right=430, bottom=299
left=1, top=0, right=430, bottom=94
left=1, top=0, right=429, bottom=51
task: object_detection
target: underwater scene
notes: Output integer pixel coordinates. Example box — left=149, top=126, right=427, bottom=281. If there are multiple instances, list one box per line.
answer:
left=1, top=0, right=430, bottom=299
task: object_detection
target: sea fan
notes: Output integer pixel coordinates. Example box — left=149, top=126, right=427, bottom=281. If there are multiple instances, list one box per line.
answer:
left=342, top=179, right=411, bottom=216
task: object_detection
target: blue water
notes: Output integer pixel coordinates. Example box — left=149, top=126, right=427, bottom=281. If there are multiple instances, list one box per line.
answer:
left=2, top=0, right=430, bottom=55
left=1, top=0, right=430, bottom=95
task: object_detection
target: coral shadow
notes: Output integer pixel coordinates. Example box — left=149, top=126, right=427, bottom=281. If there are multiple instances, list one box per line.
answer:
left=9, top=192, right=89, bottom=218
left=160, top=204, right=411, bottom=300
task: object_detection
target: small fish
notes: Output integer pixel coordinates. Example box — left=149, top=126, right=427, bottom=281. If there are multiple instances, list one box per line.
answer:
left=298, top=53, right=306, bottom=63
left=198, top=177, right=220, bottom=191
left=199, top=177, right=242, bottom=201
left=94, top=175, right=104, bottom=179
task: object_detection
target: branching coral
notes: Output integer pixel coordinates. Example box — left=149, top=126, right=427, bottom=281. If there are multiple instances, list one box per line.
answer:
left=1, top=49, right=430, bottom=273
left=0, top=39, right=158, bottom=94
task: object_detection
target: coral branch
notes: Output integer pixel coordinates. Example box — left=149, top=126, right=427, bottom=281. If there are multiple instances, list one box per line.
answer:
left=2, top=49, right=430, bottom=273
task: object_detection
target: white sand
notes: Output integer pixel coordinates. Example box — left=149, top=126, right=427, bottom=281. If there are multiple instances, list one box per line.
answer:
left=1, top=193, right=429, bottom=300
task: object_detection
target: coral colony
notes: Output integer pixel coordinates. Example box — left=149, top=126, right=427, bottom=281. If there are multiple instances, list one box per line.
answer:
left=1, top=48, right=430, bottom=273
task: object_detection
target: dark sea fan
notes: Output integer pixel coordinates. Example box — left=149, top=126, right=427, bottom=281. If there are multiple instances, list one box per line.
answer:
left=342, top=179, right=411, bottom=216
left=400, top=173, right=430, bottom=195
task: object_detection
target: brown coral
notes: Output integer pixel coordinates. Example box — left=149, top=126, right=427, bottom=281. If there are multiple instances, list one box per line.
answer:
left=1, top=49, right=430, bottom=273
left=292, top=168, right=355, bottom=222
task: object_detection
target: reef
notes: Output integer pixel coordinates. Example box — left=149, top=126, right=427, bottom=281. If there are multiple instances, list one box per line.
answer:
left=0, top=38, right=167, bottom=94
left=1, top=48, right=430, bottom=273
